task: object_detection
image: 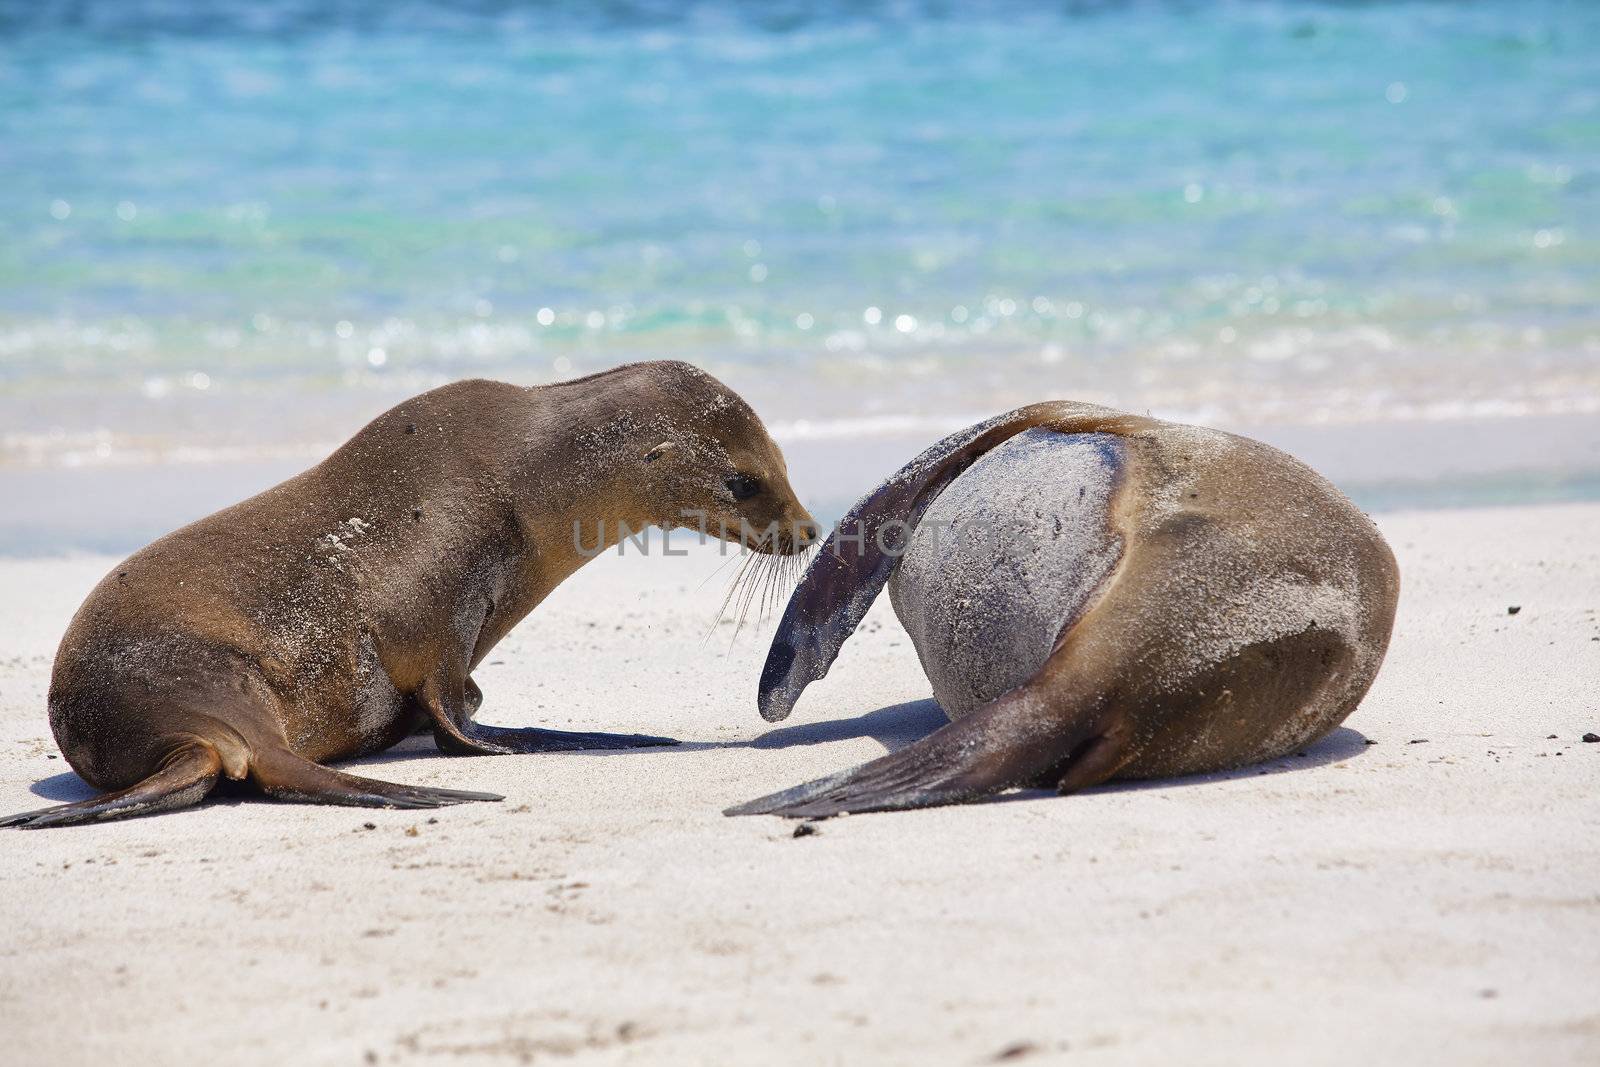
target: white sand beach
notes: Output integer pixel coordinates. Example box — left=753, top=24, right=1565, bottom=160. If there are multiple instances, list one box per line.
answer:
left=2, top=502, right=1597, bottom=1065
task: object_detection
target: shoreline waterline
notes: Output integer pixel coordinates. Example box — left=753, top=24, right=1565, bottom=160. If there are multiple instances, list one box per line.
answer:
left=7, top=406, right=1598, bottom=556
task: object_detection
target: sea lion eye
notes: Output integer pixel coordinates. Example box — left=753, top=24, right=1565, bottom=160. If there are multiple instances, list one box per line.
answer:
left=726, top=474, right=762, bottom=501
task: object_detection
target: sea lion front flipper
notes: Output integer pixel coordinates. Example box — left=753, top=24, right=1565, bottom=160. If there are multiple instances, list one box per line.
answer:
left=423, top=675, right=676, bottom=755
left=758, top=401, right=1151, bottom=724
left=437, top=723, right=679, bottom=754
left=727, top=683, right=1127, bottom=819
left=249, top=747, right=503, bottom=809
left=1, top=741, right=222, bottom=830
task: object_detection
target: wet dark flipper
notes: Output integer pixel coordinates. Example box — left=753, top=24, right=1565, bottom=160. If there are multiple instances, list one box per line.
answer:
left=728, top=690, right=1116, bottom=819
left=250, top=747, right=502, bottom=809
left=2, top=741, right=222, bottom=829
left=421, top=671, right=676, bottom=755
left=435, top=722, right=679, bottom=755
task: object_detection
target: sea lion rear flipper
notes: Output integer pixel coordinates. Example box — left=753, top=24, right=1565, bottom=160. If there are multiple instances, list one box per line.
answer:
left=727, top=685, right=1127, bottom=819
left=1, top=741, right=222, bottom=830
left=758, top=401, right=1149, bottom=723
left=249, top=747, right=503, bottom=809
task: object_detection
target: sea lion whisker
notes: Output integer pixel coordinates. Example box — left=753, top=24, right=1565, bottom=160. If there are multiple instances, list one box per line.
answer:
left=757, top=554, right=778, bottom=621
left=731, top=551, right=769, bottom=641
left=694, top=547, right=745, bottom=592
left=733, top=547, right=791, bottom=643
left=707, top=550, right=760, bottom=642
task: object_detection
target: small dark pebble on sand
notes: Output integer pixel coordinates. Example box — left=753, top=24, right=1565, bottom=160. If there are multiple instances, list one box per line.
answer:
left=362, top=822, right=376, bottom=831
left=1507, top=605, right=1521, bottom=615
left=793, top=823, right=818, bottom=838
left=1583, top=733, right=1599, bottom=743
left=993, top=1042, right=1039, bottom=1061
left=1408, top=739, right=1428, bottom=744
left=1548, top=734, right=1558, bottom=739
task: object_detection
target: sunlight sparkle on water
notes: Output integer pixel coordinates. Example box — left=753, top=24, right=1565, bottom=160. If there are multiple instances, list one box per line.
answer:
left=3, top=0, right=1596, bottom=441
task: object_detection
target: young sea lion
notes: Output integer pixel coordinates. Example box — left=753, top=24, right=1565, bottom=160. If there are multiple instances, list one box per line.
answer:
left=5, top=361, right=815, bottom=828
left=729, top=401, right=1399, bottom=819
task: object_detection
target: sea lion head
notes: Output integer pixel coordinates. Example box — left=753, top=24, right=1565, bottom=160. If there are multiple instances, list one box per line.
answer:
left=624, top=361, right=818, bottom=555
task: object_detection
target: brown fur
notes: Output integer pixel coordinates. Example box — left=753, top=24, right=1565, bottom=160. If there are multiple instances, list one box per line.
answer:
left=7, top=361, right=814, bottom=828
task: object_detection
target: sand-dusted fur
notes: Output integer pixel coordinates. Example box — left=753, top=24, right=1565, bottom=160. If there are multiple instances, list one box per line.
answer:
left=6, top=361, right=814, bottom=828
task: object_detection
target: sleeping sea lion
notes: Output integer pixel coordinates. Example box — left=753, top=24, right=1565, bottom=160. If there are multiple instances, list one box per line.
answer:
left=5, top=361, right=815, bottom=828
left=728, top=401, right=1398, bottom=818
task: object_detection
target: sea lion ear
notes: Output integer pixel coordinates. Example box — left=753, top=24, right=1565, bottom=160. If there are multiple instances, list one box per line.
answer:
left=643, top=440, right=677, bottom=463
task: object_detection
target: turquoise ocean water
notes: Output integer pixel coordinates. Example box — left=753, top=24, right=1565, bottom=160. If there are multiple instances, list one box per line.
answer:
left=1, top=0, right=1597, bottom=469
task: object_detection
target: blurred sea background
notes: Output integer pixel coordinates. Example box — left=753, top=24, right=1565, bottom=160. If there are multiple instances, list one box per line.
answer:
left=2, top=0, right=1598, bottom=551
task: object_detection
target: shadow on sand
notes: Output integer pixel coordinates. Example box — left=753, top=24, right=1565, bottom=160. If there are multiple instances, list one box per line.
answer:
left=28, top=698, right=1371, bottom=808
left=27, top=770, right=98, bottom=803
left=343, top=732, right=723, bottom=769
left=27, top=727, right=715, bottom=804
left=744, top=695, right=1373, bottom=805
left=747, top=697, right=950, bottom=751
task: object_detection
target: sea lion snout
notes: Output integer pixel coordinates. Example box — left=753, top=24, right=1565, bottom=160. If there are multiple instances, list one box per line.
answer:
left=633, top=362, right=817, bottom=556
left=740, top=482, right=819, bottom=556
left=788, top=514, right=822, bottom=553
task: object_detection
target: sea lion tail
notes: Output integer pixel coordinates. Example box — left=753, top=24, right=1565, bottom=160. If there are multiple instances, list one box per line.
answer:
left=1, top=740, right=223, bottom=830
